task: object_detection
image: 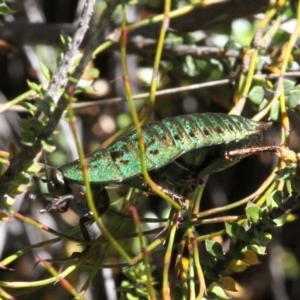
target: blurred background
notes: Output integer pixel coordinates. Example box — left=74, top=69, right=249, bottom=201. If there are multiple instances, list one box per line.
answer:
left=0, top=0, right=300, bottom=299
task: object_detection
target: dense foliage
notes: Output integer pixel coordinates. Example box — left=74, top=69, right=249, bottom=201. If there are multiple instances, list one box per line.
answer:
left=0, top=1, right=300, bottom=299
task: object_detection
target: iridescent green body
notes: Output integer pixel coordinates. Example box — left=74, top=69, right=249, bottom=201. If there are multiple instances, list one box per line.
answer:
left=60, top=113, right=269, bottom=186
left=43, top=113, right=270, bottom=255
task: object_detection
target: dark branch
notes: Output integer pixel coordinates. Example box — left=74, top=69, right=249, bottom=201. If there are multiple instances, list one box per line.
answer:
left=0, top=0, right=120, bottom=201
left=128, top=36, right=241, bottom=59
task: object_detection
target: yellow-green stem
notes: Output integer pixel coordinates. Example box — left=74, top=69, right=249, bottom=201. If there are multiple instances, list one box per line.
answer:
left=65, top=90, right=131, bottom=264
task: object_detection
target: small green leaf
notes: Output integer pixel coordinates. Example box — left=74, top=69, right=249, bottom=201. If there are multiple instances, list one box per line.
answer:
left=258, top=98, right=269, bottom=110
left=8, top=183, right=28, bottom=195
left=225, top=222, right=239, bottom=238
left=286, top=180, right=293, bottom=194
left=15, top=172, right=31, bottom=185
left=36, top=99, right=56, bottom=115
left=207, top=284, right=230, bottom=299
left=20, top=101, right=37, bottom=115
left=60, top=32, right=72, bottom=47
left=291, top=179, right=300, bottom=194
left=41, top=140, right=56, bottom=153
left=19, top=119, right=31, bottom=130
left=84, top=68, right=100, bottom=79
left=20, top=130, right=35, bottom=146
left=80, top=85, right=94, bottom=94
left=248, top=86, right=264, bottom=105
left=40, top=62, right=52, bottom=81
left=27, top=80, right=41, bottom=93
left=127, top=293, right=141, bottom=300
left=225, top=222, right=250, bottom=242
left=25, top=162, right=43, bottom=174
left=260, top=209, right=275, bottom=226
left=225, top=222, right=235, bottom=237
left=117, top=113, right=132, bottom=129
left=205, top=239, right=224, bottom=260
left=283, top=79, right=296, bottom=94
left=72, top=52, right=83, bottom=66
left=19, top=119, right=43, bottom=132
left=270, top=100, right=280, bottom=121
left=1, top=195, right=16, bottom=209
left=30, top=119, right=43, bottom=131
left=137, top=67, right=156, bottom=86
left=273, top=214, right=287, bottom=226
left=287, top=89, right=300, bottom=108
left=224, top=37, right=242, bottom=52
left=253, top=228, right=272, bottom=244
left=68, top=76, right=79, bottom=84
left=245, top=202, right=261, bottom=224
left=250, top=244, right=267, bottom=255
left=0, top=4, right=13, bottom=15
left=276, top=163, right=298, bottom=180
left=266, top=190, right=283, bottom=210
left=236, top=225, right=250, bottom=242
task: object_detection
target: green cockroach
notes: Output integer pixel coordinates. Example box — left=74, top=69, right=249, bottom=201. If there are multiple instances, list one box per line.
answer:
left=40, top=113, right=271, bottom=253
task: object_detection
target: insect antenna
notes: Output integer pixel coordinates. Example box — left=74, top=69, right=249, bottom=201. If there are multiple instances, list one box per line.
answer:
left=42, top=149, right=51, bottom=184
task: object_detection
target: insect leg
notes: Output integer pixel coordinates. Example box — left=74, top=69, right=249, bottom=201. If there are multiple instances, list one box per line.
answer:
left=71, top=214, right=93, bottom=257
left=158, top=185, right=186, bottom=208
left=72, top=185, right=109, bottom=217
left=90, top=184, right=110, bottom=215
left=72, top=185, right=110, bottom=257
left=225, top=145, right=280, bottom=159
left=39, top=194, right=73, bottom=214
left=152, top=183, right=188, bottom=216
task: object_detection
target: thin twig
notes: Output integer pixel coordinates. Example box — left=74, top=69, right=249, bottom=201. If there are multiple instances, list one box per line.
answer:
left=47, top=0, right=95, bottom=100
left=4, top=71, right=300, bottom=112
left=0, top=0, right=120, bottom=200
left=128, top=36, right=241, bottom=59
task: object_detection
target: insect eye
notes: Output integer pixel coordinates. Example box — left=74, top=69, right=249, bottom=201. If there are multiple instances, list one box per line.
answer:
left=47, top=168, right=68, bottom=196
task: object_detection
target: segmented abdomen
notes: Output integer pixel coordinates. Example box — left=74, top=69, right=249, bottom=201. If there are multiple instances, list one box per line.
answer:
left=60, top=113, right=270, bottom=183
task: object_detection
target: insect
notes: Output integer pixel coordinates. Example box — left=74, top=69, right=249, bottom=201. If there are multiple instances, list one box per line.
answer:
left=40, top=113, right=271, bottom=254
